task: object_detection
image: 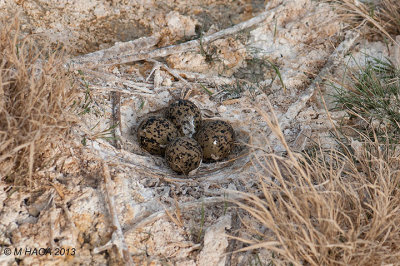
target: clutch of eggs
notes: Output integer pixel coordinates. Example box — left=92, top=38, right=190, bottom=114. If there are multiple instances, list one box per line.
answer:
left=137, top=99, right=235, bottom=175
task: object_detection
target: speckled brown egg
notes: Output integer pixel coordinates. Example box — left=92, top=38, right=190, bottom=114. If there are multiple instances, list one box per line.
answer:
left=166, top=99, right=202, bottom=137
left=195, top=120, right=235, bottom=162
left=165, top=137, right=202, bottom=175
left=137, top=116, right=180, bottom=156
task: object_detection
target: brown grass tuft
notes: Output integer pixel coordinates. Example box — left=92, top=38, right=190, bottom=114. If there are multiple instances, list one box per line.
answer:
left=0, top=15, right=77, bottom=186
left=234, top=100, right=400, bottom=265
left=334, top=0, right=400, bottom=44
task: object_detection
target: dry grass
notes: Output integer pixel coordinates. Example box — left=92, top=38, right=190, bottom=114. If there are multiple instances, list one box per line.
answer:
left=233, top=3, right=400, bottom=263
left=0, top=16, right=77, bottom=186
left=234, top=99, right=400, bottom=265
left=334, top=0, right=400, bottom=44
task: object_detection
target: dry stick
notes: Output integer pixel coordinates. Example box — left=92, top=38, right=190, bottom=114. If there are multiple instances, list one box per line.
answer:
left=125, top=196, right=232, bottom=233
left=84, top=69, right=154, bottom=93
left=94, top=163, right=134, bottom=266
left=66, top=8, right=274, bottom=71
left=66, top=35, right=160, bottom=71
left=88, top=85, right=155, bottom=96
left=341, top=0, right=400, bottom=48
left=145, top=60, right=161, bottom=82
left=291, top=126, right=312, bottom=152
left=88, top=83, right=189, bottom=96
left=111, top=91, right=121, bottom=149
left=58, top=202, right=76, bottom=229
left=96, top=141, right=245, bottom=185
left=270, top=30, right=360, bottom=150
left=49, top=193, right=56, bottom=251
left=394, top=36, right=400, bottom=68
left=175, top=70, right=236, bottom=85
left=224, top=211, right=240, bottom=266
left=147, top=59, right=194, bottom=98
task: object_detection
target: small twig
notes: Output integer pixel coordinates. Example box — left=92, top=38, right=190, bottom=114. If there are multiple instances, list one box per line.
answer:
left=84, top=69, right=154, bottom=94
left=66, top=7, right=274, bottom=71
left=58, top=202, right=75, bottom=229
left=173, top=70, right=235, bottom=86
left=66, top=35, right=160, bottom=71
left=225, top=211, right=240, bottom=266
left=125, top=197, right=228, bottom=233
left=161, top=198, right=184, bottom=228
left=235, top=227, right=270, bottom=266
left=49, top=194, right=56, bottom=250
left=394, top=36, right=400, bottom=68
left=271, top=30, right=360, bottom=150
left=147, top=59, right=194, bottom=98
left=291, top=126, right=312, bottom=152
left=94, top=163, right=134, bottom=266
left=88, top=85, right=156, bottom=97
left=111, top=91, right=121, bottom=149
left=145, top=61, right=161, bottom=82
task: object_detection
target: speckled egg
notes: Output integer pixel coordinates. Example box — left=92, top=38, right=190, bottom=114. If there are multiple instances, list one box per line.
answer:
left=166, top=99, right=202, bottom=137
left=165, top=137, right=202, bottom=175
left=137, top=116, right=180, bottom=156
left=195, top=120, right=235, bottom=162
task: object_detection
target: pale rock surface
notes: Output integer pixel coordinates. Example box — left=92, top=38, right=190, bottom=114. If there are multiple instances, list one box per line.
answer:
left=166, top=11, right=197, bottom=40
left=198, top=214, right=232, bottom=266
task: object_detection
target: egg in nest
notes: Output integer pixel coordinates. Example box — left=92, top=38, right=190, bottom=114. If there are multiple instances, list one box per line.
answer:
left=195, top=120, right=235, bottom=162
left=137, top=116, right=180, bottom=156
left=165, top=137, right=202, bottom=175
left=166, top=99, right=202, bottom=137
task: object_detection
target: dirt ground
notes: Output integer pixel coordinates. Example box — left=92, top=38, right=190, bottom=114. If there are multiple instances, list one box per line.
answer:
left=0, top=0, right=397, bottom=265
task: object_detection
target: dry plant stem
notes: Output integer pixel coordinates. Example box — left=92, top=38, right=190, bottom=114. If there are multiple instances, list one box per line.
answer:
left=88, top=85, right=155, bottom=97
left=234, top=146, right=400, bottom=263
left=111, top=91, right=121, bottom=148
left=84, top=69, right=154, bottom=94
left=58, top=202, right=76, bottom=230
left=224, top=211, right=240, bottom=266
left=337, top=0, right=400, bottom=47
left=145, top=60, right=161, bottom=82
left=126, top=196, right=227, bottom=232
left=394, top=35, right=400, bottom=68
left=1, top=16, right=76, bottom=182
left=174, top=70, right=235, bottom=86
left=235, top=228, right=271, bottom=266
left=291, top=126, right=312, bottom=152
left=66, top=35, right=160, bottom=71
left=49, top=195, right=56, bottom=251
left=66, top=7, right=274, bottom=71
left=101, top=150, right=224, bottom=184
left=28, top=141, right=34, bottom=187
left=318, top=88, right=355, bottom=160
left=276, top=30, right=360, bottom=136
left=94, top=163, right=134, bottom=266
left=147, top=59, right=194, bottom=98
left=0, top=142, right=30, bottom=162
left=256, top=100, right=310, bottom=183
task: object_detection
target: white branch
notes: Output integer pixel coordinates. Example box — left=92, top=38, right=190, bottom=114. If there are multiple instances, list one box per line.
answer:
left=84, top=69, right=154, bottom=94
left=94, top=163, right=134, bottom=266
left=270, top=30, right=361, bottom=152
left=66, top=8, right=274, bottom=71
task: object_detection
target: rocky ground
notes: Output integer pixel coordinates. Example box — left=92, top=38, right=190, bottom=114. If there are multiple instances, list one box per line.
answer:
left=0, top=0, right=397, bottom=265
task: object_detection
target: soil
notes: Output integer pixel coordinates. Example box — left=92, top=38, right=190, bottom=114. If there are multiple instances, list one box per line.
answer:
left=0, top=0, right=397, bottom=265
